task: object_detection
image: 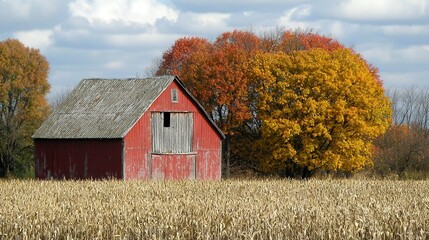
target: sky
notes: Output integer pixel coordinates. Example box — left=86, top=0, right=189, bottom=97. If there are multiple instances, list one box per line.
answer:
left=1, top=0, right=428, bottom=100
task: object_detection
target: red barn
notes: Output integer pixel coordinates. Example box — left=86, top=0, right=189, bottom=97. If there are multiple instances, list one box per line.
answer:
left=33, top=76, right=224, bottom=180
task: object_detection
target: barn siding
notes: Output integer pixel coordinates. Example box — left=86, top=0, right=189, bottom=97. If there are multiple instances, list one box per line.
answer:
left=151, top=154, right=196, bottom=180
left=35, top=139, right=123, bottom=179
left=123, top=111, right=152, bottom=179
left=194, top=114, right=222, bottom=179
left=124, top=80, right=222, bottom=180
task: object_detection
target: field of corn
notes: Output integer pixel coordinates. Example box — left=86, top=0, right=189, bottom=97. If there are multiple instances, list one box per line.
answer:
left=1, top=179, right=429, bottom=239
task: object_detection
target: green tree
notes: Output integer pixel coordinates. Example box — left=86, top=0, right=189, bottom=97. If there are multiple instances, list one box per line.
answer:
left=0, top=39, right=50, bottom=178
left=252, top=49, right=391, bottom=178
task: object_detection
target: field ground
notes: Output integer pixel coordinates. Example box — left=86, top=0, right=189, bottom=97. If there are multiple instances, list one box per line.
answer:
left=1, top=179, right=429, bottom=239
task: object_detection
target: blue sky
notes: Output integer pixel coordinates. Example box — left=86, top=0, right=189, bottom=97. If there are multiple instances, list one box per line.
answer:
left=1, top=0, right=428, bottom=100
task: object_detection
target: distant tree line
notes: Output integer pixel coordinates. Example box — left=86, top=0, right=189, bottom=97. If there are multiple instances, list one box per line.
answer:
left=373, top=87, right=429, bottom=179
left=1, top=33, right=427, bottom=180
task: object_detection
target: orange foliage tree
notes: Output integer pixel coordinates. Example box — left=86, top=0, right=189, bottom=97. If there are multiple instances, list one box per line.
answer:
left=251, top=49, right=391, bottom=177
left=0, top=39, right=50, bottom=177
left=158, top=31, right=260, bottom=133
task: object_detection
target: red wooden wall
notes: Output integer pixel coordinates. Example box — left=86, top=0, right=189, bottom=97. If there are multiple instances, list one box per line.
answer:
left=124, top=80, right=222, bottom=180
left=35, top=139, right=123, bottom=179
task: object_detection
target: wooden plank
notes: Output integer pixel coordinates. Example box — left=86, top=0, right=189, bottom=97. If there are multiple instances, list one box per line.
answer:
left=151, top=112, right=193, bottom=153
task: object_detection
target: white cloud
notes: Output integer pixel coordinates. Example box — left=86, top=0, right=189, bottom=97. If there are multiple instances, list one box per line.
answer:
left=243, top=11, right=254, bottom=17
left=359, top=45, right=395, bottom=64
left=0, top=0, right=67, bottom=31
left=105, top=61, right=125, bottom=70
left=187, top=12, right=230, bottom=28
left=13, top=29, right=54, bottom=51
left=382, top=70, right=429, bottom=88
left=380, top=24, right=429, bottom=36
left=338, top=0, right=428, bottom=21
left=1, top=0, right=32, bottom=20
left=277, top=5, right=312, bottom=29
left=68, top=0, right=179, bottom=27
left=168, top=12, right=232, bottom=36
left=399, top=45, right=429, bottom=62
left=358, top=44, right=429, bottom=74
left=105, top=32, right=181, bottom=48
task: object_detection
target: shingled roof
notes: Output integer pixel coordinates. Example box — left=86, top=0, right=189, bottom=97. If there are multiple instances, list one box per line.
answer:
left=33, top=76, right=224, bottom=139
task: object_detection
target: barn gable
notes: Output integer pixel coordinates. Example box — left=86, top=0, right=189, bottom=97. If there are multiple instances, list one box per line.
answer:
left=33, top=76, right=224, bottom=139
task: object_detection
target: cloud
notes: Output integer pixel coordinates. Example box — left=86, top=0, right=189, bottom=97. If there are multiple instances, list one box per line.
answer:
left=337, top=0, right=428, bottom=22
left=105, top=32, right=181, bottom=49
left=157, top=12, right=231, bottom=37
left=0, top=0, right=67, bottom=31
left=172, top=0, right=304, bottom=13
left=1, top=0, right=32, bottom=19
left=360, top=45, right=429, bottom=67
left=185, top=12, right=230, bottom=28
left=68, top=0, right=179, bottom=27
left=382, top=70, right=429, bottom=88
left=277, top=5, right=312, bottom=29
left=13, top=29, right=54, bottom=51
left=52, top=26, right=180, bottom=50
left=104, top=61, right=126, bottom=70
left=381, top=24, right=429, bottom=36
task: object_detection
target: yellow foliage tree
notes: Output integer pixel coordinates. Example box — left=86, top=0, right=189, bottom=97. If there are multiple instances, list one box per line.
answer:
left=252, top=49, right=391, bottom=177
left=0, top=39, right=50, bottom=177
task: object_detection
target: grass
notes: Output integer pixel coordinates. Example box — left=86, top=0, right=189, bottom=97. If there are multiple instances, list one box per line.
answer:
left=1, top=179, right=428, bottom=239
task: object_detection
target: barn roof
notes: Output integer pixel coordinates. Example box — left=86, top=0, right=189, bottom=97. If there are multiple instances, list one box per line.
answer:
left=33, top=76, right=225, bottom=139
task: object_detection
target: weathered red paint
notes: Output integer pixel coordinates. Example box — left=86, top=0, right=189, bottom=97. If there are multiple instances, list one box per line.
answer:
left=35, top=79, right=223, bottom=180
left=151, top=154, right=196, bottom=180
left=34, top=139, right=123, bottom=179
left=124, top=80, right=222, bottom=180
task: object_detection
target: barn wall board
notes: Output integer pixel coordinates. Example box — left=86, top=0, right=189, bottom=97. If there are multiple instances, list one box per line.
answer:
left=35, top=139, right=123, bottom=179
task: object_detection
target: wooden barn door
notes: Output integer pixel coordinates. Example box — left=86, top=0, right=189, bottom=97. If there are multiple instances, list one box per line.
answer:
left=151, top=112, right=193, bottom=153
left=150, top=112, right=195, bottom=179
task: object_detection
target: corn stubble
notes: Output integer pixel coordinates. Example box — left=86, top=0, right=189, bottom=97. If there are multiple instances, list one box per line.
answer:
left=1, top=179, right=428, bottom=239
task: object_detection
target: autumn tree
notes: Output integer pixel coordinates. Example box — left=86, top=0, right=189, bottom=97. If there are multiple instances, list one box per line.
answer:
left=0, top=39, right=50, bottom=177
left=157, top=37, right=212, bottom=77
left=158, top=32, right=260, bottom=132
left=252, top=49, right=391, bottom=178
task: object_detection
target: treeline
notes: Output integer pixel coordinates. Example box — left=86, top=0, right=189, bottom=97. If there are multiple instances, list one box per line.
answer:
left=373, top=88, right=429, bottom=179
left=1, top=32, right=427, bottom=179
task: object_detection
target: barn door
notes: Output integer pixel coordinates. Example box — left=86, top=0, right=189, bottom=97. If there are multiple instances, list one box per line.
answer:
left=151, top=112, right=193, bottom=153
left=150, top=112, right=195, bottom=180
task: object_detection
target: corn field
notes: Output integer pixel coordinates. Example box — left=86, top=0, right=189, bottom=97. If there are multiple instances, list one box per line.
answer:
left=1, top=179, right=429, bottom=239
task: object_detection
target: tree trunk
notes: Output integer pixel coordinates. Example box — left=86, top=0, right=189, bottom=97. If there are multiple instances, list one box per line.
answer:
left=301, top=166, right=314, bottom=179
left=0, top=158, right=9, bottom=177
left=223, top=135, right=231, bottom=178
